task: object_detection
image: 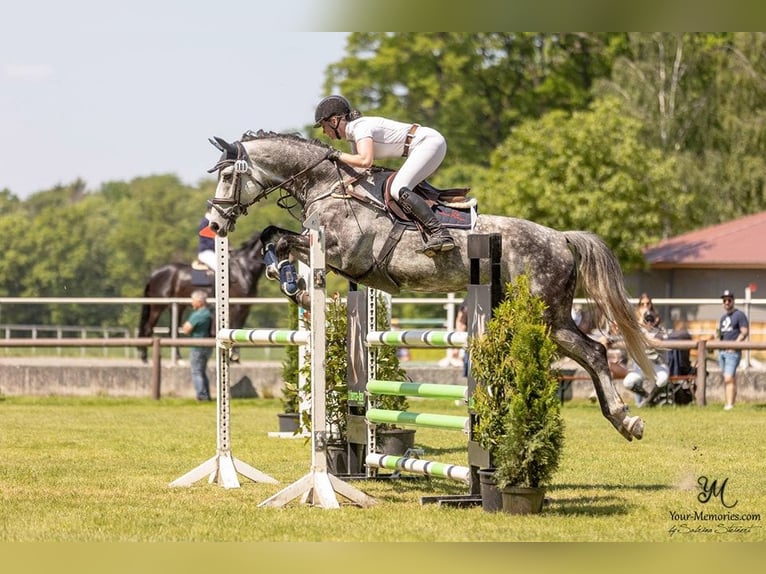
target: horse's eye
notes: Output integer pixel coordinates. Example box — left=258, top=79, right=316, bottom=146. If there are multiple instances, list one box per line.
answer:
left=221, top=172, right=233, bottom=183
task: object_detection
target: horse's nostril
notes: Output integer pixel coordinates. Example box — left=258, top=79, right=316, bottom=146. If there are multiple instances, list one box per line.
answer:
left=209, top=222, right=219, bottom=232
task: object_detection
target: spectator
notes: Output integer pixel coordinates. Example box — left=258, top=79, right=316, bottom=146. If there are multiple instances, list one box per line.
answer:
left=621, top=310, right=670, bottom=407
left=181, top=290, right=213, bottom=401
left=598, top=321, right=629, bottom=380
left=636, top=293, right=661, bottom=328
left=717, top=289, right=749, bottom=411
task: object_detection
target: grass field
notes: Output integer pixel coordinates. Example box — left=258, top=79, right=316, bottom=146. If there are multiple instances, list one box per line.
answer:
left=0, top=395, right=764, bottom=543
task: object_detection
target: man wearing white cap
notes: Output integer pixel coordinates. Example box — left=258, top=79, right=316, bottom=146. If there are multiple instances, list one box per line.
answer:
left=717, top=289, right=749, bottom=410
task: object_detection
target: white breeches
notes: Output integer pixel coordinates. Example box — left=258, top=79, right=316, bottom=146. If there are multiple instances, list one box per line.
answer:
left=390, top=127, right=447, bottom=200
left=623, top=362, right=669, bottom=391
left=198, top=249, right=216, bottom=271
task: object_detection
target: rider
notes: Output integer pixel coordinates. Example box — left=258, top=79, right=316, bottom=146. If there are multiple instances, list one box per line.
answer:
left=313, top=94, right=455, bottom=257
left=197, top=209, right=217, bottom=271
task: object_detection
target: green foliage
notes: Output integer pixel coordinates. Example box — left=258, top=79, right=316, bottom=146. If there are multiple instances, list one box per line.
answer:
left=280, top=304, right=301, bottom=414
left=299, top=292, right=349, bottom=442
left=369, top=294, right=410, bottom=430
left=6, top=32, right=766, bottom=331
left=0, top=173, right=299, bottom=328
left=300, top=290, right=409, bottom=443
left=470, top=274, right=565, bottom=489
left=478, top=97, right=685, bottom=270
left=327, top=33, right=618, bottom=168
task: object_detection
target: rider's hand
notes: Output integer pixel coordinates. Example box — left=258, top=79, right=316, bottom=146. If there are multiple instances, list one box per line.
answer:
left=325, top=149, right=341, bottom=162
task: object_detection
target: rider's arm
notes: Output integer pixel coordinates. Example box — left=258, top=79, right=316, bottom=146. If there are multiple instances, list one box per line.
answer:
left=337, top=136, right=374, bottom=169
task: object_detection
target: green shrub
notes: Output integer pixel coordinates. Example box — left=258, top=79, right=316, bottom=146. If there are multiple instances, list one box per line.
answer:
left=470, top=274, right=565, bottom=488
left=300, top=291, right=409, bottom=443
left=280, top=304, right=301, bottom=414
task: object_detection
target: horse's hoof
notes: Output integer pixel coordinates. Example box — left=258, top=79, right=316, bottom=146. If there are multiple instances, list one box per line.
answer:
left=624, top=415, right=644, bottom=440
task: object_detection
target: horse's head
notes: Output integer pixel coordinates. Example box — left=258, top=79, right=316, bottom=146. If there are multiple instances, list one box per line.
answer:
left=206, top=131, right=342, bottom=236
left=206, top=136, right=271, bottom=237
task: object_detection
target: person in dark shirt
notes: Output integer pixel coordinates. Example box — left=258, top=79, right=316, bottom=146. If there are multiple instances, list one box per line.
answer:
left=717, top=289, right=749, bottom=411
left=181, top=290, right=213, bottom=401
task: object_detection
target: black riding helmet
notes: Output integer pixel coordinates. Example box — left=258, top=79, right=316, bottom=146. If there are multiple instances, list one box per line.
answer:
left=314, top=95, right=351, bottom=127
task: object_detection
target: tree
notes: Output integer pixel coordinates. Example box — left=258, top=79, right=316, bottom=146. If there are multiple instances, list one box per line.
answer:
left=595, top=33, right=766, bottom=230
left=324, top=33, right=619, bottom=167
left=477, top=97, right=685, bottom=270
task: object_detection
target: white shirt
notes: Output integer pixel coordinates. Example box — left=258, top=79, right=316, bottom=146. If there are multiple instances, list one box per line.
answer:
left=345, top=116, right=414, bottom=159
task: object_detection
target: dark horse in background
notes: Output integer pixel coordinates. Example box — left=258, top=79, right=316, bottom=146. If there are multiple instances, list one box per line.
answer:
left=137, top=231, right=266, bottom=362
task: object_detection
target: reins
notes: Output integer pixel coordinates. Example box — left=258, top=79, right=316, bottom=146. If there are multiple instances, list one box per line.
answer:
left=208, top=141, right=332, bottom=224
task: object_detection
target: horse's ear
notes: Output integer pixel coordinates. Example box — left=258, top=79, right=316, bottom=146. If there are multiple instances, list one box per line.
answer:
left=211, top=136, right=238, bottom=155
left=208, top=137, right=225, bottom=152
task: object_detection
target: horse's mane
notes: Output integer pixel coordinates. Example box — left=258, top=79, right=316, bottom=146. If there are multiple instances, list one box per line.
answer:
left=240, top=129, right=331, bottom=150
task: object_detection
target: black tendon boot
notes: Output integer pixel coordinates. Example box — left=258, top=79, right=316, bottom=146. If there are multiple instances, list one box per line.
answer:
left=398, top=188, right=455, bottom=257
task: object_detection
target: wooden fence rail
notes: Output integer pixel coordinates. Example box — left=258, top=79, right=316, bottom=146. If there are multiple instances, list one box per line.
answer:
left=3, top=337, right=766, bottom=405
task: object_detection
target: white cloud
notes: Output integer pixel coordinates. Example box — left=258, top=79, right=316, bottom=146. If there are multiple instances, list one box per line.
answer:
left=5, top=64, right=54, bottom=82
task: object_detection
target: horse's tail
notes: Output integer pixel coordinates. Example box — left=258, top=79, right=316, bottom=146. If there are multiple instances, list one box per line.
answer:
left=563, top=231, right=655, bottom=379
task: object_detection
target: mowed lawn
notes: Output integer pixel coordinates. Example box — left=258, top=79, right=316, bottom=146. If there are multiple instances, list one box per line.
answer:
left=0, top=395, right=764, bottom=542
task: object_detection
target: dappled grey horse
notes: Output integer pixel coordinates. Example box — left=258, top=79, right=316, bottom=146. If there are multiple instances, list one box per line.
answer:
left=205, top=130, right=655, bottom=442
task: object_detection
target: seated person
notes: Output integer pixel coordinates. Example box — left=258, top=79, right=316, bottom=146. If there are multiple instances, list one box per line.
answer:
left=636, top=293, right=661, bottom=328
left=621, top=310, right=669, bottom=407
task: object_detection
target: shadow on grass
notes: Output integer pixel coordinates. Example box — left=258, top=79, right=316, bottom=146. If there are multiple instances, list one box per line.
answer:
left=545, top=496, right=631, bottom=516
left=545, top=482, right=672, bottom=516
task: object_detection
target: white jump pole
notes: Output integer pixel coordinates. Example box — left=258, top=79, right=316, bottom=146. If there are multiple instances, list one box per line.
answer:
left=258, top=215, right=376, bottom=509
left=169, top=234, right=278, bottom=488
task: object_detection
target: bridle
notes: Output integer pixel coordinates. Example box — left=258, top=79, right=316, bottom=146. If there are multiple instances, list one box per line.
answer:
left=207, top=139, right=330, bottom=227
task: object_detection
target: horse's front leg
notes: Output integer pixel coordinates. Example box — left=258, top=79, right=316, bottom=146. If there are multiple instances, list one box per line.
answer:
left=553, top=324, right=644, bottom=441
left=261, top=228, right=311, bottom=307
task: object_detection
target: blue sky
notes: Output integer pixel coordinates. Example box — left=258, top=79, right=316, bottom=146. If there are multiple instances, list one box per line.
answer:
left=0, top=1, right=347, bottom=197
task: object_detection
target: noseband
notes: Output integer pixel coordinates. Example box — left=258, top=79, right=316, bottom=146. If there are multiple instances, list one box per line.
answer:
left=207, top=140, right=330, bottom=226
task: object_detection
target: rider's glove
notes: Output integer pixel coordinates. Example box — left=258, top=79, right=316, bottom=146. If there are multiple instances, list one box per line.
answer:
left=325, top=149, right=341, bottom=162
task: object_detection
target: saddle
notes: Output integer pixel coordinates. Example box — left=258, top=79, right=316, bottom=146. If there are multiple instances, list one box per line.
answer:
left=338, top=168, right=477, bottom=230
left=334, top=169, right=478, bottom=293
left=190, top=260, right=213, bottom=286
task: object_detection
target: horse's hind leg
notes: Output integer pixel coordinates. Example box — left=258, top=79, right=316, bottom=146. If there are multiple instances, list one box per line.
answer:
left=553, top=323, right=644, bottom=441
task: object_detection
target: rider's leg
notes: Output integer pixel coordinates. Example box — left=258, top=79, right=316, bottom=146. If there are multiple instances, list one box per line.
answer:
left=397, top=187, right=455, bottom=256
left=198, top=249, right=217, bottom=271
left=623, top=371, right=648, bottom=407
left=644, top=365, right=669, bottom=406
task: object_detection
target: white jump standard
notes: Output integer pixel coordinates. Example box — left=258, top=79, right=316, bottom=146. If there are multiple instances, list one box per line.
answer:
left=169, top=235, right=278, bottom=489
left=257, top=216, right=376, bottom=509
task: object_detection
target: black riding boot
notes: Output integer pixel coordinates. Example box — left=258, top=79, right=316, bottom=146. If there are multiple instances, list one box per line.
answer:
left=643, top=382, right=662, bottom=407
left=398, top=188, right=455, bottom=257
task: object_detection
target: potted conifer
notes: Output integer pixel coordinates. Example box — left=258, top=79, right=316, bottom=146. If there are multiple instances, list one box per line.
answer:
left=300, top=291, right=411, bottom=474
left=470, top=274, right=565, bottom=514
left=277, top=303, right=304, bottom=434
